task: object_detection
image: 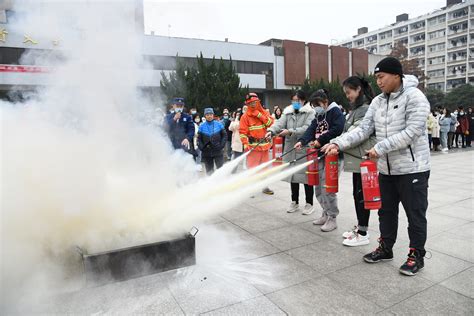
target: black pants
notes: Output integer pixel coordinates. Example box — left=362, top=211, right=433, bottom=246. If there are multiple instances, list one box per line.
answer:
left=455, top=133, right=465, bottom=147
left=448, top=132, right=455, bottom=148
left=467, top=132, right=472, bottom=146
left=378, top=171, right=430, bottom=251
left=291, top=182, right=314, bottom=205
left=202, top=155, right=224, bottom=175
left=352, top=173, right=371, bottom=229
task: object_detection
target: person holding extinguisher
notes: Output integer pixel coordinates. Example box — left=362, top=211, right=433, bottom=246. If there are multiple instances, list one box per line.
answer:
left=294, top=89, right=345, bottom=232
left=323, top=57, right=431, bottom=276
left=338, top=76, right=378, bottom=247
left=265, top=90, right=315, bottom=215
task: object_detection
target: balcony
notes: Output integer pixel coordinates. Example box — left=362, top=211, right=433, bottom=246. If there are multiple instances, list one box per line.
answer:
left=448, top=23, right=468, bottom=37
left=448, top=9, right=468, bottom=24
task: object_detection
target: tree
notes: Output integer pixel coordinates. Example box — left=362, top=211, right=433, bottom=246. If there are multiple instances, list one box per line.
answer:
left=390, top=41, right=428, bottom=90
left=160, top=53, right=248, bottom=113
left=442, top=84, right=474, bottom=110
left=425, top=88, right=445, bottom=109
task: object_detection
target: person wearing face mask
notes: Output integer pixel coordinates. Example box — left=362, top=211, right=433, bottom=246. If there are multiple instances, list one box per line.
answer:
left=239, top=93, right=275, bottom=195
left=294, top=89, right=345, bottom=232
left=189, top=108, right=198, bottom=116
left=265, top=90, right=315, bottom=215
left=455, top=106, right=469, bottom=148
left=164, top=97, right=195, bottom=154
left=323, top=57, right=431, bottom=276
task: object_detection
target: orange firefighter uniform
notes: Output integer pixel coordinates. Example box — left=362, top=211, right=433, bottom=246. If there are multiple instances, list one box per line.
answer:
left=239, top=93, right=274, bottom=168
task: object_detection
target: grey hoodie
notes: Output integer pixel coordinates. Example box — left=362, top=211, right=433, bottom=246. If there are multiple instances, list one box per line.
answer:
left=332, top=75, right=430, bottom=175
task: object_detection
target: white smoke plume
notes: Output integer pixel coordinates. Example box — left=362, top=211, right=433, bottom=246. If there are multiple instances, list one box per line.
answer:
left=0, top=1, right=306, bottom=313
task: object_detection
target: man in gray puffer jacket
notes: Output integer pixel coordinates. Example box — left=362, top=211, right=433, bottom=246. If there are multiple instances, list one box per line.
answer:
left=323, top=57, right=431, bottom=276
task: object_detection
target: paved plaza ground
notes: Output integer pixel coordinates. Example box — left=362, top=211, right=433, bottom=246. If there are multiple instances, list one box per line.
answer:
left=49, top=149, right=473, bottom=315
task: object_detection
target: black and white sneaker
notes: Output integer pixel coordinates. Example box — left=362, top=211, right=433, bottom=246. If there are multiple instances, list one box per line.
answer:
left=399, top=248, right=425, bottom=276
left=363, top=238, right=393, bottom=263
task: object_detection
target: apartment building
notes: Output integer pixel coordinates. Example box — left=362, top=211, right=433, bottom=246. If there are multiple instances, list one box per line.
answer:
left=339, top=0, right=474, bottom=92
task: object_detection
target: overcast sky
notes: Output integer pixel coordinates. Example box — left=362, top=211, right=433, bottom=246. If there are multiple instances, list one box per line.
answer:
left=143, top=0, right=448, bottom=45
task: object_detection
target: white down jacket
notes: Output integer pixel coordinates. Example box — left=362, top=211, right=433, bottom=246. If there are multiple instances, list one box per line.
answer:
left=332, top=75, right=430, bottom=175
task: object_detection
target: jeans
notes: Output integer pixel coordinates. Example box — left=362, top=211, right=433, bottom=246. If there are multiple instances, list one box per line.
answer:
left=440, top=131, right=448, bottom=149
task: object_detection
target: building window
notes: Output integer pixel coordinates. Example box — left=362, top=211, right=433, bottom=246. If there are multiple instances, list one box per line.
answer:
left=428, top=82, right=445, bottom=90
left=429, top=29, right=446, bottom=39
left=428, top=56, right=445, bottom=65
left=447, top=78, right=466, bottom=90
left=447, top=65, right=466, bottom=76
left=448, top=22, right=468, bottom=35
left=450, top=8, right=468, bottom=20
left=380, top=43, right=392, bottom=52
left=428, top=14, right=446, bottom=26
left=379, top=31, right=392, bottom=40
left=366, top=35, right=377, bottom=43
left=410, top=46, right=425, bottom=56
left=410, top=21, right=425, bottom=30
left=429, top=43, right=445, bottom=52
left=448, top=35, right=468, bottom=49
left=395, top=26, right=408, bottom=35
left=448, top=50, right=467, bottom=62
left=411, top=33, right=425, bottom=43
left=367, top=46, right=377, bottom=54
left=427, top=69, right=445, bottom=78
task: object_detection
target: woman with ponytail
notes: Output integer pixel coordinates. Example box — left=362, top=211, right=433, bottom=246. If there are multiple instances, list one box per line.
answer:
left=338, top=76, right=377, bottom=246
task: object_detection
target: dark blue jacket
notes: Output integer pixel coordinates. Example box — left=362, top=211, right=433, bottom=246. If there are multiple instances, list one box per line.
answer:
left=164, top=112, right=195, bottom=150
left=198, top=120, right=227, bottom=157
left=299, top=102, right=345, bottom=147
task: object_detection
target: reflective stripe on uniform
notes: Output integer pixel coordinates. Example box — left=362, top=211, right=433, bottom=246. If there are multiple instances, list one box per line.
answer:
left=248, top=124, right=265, bottom=131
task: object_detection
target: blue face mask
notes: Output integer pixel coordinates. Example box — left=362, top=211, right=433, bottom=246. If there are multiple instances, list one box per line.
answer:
left=292, top=101, right=301, bottom=110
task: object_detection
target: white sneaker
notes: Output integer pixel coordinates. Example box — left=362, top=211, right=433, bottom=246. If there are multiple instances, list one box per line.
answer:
left=287, top=202, right=299, bottom=213
left=313, top=212, right=328, bottom=225
left=342, top=232, right=370, bottom=247
left=441, top=148, right=448, bottom=154
left=302, top=203, right=314, bottom=215
left=342, top=226, right=358, bottom=239
left=321, top=216, right=337, bottom=232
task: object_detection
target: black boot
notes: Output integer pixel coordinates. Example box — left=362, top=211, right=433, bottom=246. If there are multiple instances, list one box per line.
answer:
left=363, top=238, right=393, bottom=263
left=399, top=248, right=425, bottom=276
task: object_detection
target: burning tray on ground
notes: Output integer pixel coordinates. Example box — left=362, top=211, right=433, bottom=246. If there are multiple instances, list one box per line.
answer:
left=78, top=228, right=198, bottom=286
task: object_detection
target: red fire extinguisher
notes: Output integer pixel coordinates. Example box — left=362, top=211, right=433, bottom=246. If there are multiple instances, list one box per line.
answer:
left=306, top=148, right=319, bottom=185
left=325, top=154, right=338, bottom=193
left=360, top=159, right=382, bottom=210
left=272, top=136, right=284, bottom=167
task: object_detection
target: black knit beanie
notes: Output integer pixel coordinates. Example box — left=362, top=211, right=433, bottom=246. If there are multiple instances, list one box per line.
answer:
left=374, top=57, right=404, bottom=77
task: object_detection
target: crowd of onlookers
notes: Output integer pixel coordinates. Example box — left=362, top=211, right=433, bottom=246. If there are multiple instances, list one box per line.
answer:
left=428, top=106, right=473, bottom=153
left=163, top=99, right=473, bottom=174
